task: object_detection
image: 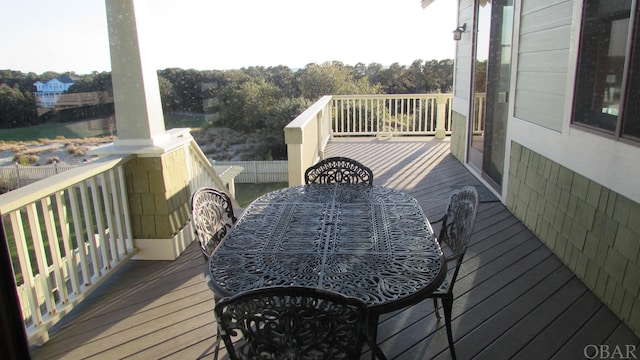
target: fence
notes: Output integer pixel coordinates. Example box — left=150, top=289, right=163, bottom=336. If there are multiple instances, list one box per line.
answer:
left=0, top=163, right=77, bottom=190
left=0, top=160, right=289, bottom=193
left=212, top=160, right=288, bottom=183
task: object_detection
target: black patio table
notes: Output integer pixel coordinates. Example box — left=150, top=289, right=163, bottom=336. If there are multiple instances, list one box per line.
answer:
left=205, top=183, right=446, bottom=320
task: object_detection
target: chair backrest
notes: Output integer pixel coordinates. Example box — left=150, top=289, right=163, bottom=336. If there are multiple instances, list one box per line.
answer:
left=304, top=156, right=373, bottom=185
left=215, top=286, right=369, bottom=360
left=438, top=186, right=480, bottom=262
left=190, top=187, right=237, bottom=258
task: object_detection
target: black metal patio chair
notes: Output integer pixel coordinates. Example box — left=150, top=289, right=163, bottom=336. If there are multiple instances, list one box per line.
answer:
left=190, top=187, right=237, bottom=260
left=190, top=187, right=239, bottom=360
left=215, top=286, right=387, bottom=360
left=428, top=186, right=480, bottom=360
left=304, top=156, right=374, bottom=185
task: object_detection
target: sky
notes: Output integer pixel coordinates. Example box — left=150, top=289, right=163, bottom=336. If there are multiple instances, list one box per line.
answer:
left=0, top=0, right=457, bottom=75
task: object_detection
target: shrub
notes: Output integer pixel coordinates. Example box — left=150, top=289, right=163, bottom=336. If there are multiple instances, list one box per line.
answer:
left=71, top=146, right=88, bottom=157
left=14, top=154, right=39, bottom=165
left=46, top=156, right=60, bottom=164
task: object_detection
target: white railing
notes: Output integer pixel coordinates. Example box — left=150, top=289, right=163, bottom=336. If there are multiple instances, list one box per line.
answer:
left=0, top=132, right=236, bottom=346
left=473, top=93, right=486, bottom=134
left=331, top=94, right=453, bottom=136
left=186, top=139, right=241, bottom=208
left=0, top=155, right=136, bottom=346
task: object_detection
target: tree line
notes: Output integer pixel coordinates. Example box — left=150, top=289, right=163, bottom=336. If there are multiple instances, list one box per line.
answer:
left=0, top=60, right=453, bottom=158
left=0, top=59, right=452, bottom=127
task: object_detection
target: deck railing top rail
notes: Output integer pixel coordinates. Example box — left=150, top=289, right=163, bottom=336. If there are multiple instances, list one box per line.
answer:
left=0, top=155, right=131, bottom=214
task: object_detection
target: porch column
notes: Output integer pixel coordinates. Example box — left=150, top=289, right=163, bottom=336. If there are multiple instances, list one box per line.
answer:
left=435, top=95, right=448, bottom=139
left=97, top=0, right=194, bottom=260
left=106, top=0, right=167, bottom=146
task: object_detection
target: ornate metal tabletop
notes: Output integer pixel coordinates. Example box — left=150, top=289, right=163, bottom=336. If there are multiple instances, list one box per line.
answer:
left=205, top=183, right=445, bottom=313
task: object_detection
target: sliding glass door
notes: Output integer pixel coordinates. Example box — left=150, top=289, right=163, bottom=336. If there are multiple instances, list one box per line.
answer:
left=469, top=0, right=513, bottom=189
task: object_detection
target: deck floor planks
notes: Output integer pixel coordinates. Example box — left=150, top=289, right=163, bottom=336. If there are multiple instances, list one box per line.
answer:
left=513, top=291, right=605, bottom=359
left=552, top=306, right=631, bottom=360
left=31, top=242, right=221, bottom=360
left=602, top=324, right=640, bottom=353
left=29, top=137, right=638, bottom=360
left=454, top=257, right=569, bottom=359
left=473, top=275, right=588, bottom=359
left=380, top=232, right=550, bottom=359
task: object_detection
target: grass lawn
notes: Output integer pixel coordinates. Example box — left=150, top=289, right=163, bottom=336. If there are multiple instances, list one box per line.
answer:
left=0, top=113, right=206, bottom=142
left=0, top=122, right=113, bottom=141
left=234, top=182, right=288, bottom=208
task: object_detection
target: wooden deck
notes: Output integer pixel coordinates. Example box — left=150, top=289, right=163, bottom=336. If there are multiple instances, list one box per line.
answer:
left=30, top=137, right=639, bottom=360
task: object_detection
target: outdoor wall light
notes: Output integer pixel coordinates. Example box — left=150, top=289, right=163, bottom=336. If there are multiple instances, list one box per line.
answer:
left=453, top=23, right=467, bottom=41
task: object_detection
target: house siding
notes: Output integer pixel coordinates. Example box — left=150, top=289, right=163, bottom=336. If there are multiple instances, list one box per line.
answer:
left=514, top=0, right=573, bottom=132
left=508, top=0, right=640, bottom=209
left=454, top=0, right=475, bottom=101
left=507, top=141, right=640, bottom=336
left=451, top=111, right=467, bottom=161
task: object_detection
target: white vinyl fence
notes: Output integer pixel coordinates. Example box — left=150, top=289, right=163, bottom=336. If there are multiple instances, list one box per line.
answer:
left=211, top=160, right=288, bottom=183
left=0, top=160, right=288, bottom=193
left=0, top=163, right=77, bottom=190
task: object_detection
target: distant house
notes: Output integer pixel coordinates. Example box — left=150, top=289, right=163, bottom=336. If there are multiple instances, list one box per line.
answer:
left=33, top=75, right=76, bottom=109
left=32, top=76, right=113, bottom=116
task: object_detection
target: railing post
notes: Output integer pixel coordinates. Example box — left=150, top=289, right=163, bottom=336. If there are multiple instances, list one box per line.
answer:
left=435, top=96, right=447, bottom=139
left=14, top=163, right=20, bottom=189
left=227, top=178, right=236, bottom=198
left=285, top=96, right=333, bottom=186
left=285, top=127, right=305, bottom=186
left=254, top=162, right=258, bottom=183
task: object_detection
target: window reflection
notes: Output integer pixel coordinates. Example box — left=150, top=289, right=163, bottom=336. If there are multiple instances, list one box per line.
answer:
left=623, top=9, right=640, bottom=140
left=573, top=0, right=639, bottom=143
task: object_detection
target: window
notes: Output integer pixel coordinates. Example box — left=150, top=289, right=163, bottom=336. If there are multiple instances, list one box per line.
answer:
left=573, top=0, right=639, bottom=142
